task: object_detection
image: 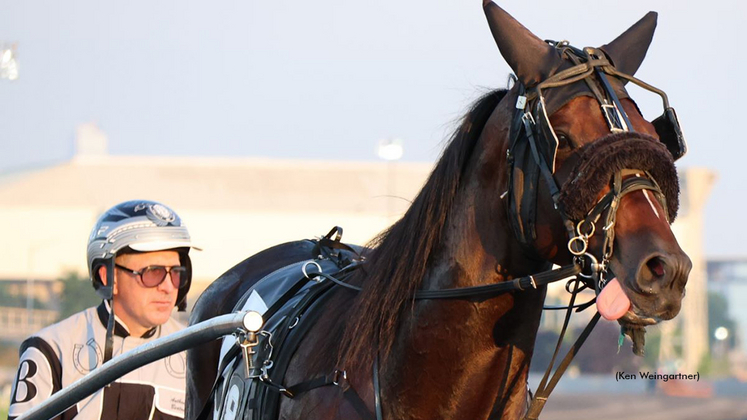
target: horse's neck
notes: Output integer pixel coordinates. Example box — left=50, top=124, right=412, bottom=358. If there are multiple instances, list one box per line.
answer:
left=384, top=182, right=548, bottom=419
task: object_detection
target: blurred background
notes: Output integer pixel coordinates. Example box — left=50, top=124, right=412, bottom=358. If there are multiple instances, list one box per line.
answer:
left=1, top=1, right=746, bottom=418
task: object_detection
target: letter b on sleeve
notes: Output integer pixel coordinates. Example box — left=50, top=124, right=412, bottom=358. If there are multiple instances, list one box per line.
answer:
left=8, top=347, right=54, bottom=418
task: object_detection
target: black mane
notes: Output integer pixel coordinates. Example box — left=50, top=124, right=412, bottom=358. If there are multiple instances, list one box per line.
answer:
left=332, top=88, right=510, bottom=370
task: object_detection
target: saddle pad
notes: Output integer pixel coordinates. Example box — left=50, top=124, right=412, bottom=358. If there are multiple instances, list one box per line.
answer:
left=211, top=255, right=354, bottom=420
left=217, top=258, right=343, bottom=370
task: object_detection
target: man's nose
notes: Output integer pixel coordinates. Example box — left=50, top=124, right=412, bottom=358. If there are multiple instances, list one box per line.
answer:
left=158, top=273, right=177, bottom=291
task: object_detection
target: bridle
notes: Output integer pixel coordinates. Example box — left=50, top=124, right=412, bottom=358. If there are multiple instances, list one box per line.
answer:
left=508, top=40, right=685, bottom=288
left=506, top=41, right=686, bottom=419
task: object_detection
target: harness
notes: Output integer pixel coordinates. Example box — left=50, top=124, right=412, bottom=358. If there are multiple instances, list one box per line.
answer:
left=206, top=42, right=686, bottom=420
left=202, top=229, right=585, bottom=420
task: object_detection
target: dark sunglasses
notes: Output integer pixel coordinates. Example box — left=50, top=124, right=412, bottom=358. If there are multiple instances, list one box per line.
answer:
left=115, top=264, right=188, bottom=289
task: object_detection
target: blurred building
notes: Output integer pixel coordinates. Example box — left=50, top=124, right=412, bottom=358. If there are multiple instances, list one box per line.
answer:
left=670, top=168, right=717, bottom=373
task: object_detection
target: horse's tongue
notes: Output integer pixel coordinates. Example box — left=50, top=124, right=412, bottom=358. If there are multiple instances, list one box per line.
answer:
left=596, top=278, right=631, bottom=321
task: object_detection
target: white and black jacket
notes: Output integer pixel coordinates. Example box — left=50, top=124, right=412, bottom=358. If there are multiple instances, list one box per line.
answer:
left=8, top=302, right=186, bottom=420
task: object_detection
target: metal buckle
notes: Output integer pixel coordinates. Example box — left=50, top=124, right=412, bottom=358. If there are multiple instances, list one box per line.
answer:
left=332, top=370, right=347, bottom=386
left=601, top=103, right=627, bottom=132
left=521, top=111, right=536, bottom=126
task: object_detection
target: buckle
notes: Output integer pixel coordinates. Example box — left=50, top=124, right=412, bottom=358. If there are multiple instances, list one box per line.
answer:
left=332, top=369, right=347, bottom=386
left=601, top=103, right=628, bottom=132
left=521, top=111, right=536, bottom=126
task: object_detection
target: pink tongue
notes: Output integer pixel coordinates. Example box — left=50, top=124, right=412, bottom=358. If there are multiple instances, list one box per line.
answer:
left=596, top=278, right=631, bottom=321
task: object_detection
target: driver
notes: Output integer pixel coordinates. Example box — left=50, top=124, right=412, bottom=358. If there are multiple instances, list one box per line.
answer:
left=7, top=200, right=198, bottom=420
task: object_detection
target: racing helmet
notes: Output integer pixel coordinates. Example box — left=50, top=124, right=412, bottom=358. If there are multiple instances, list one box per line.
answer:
left=87, top=200, right=197, bottom=310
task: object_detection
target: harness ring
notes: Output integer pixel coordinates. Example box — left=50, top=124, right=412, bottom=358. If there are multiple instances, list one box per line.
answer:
left=302, top=261, right=323, bottom=282
left=576, top=220, right=595, bottom=238
left=567, top=236, right=588, bottom=256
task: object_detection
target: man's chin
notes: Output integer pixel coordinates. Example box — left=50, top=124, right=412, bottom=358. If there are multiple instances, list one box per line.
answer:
left=149, top=304, right=175, bottom=323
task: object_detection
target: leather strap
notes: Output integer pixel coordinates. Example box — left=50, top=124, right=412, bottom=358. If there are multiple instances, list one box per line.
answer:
left=344, top=387, right=376, bottom=420
left=373, top=355, right=383, bottom=420
left=316, top=263, right=582, bottom=301
left=524, top=311, right=601, bottom=420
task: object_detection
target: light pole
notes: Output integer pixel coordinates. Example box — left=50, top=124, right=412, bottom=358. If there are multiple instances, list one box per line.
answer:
left=377, top=139, right=403, bottom=220
left=714, top=326, right=729, bottom=359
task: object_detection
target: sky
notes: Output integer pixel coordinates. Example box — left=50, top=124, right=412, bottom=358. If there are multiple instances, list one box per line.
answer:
left=0, top=0, right=745, bottom=257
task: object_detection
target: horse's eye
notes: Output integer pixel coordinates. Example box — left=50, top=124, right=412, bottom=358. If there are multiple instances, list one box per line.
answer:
left=557, top=133, right=572, bottom=150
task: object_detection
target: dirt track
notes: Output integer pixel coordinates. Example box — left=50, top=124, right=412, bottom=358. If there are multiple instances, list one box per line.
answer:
left=542, top=393, right=747, bottom=420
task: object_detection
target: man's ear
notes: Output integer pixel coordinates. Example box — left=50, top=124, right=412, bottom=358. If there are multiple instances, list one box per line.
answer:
left=99, top=265, right=118, bottom=295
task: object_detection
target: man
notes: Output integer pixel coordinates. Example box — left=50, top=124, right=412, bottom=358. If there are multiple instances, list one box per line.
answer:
left=7, top=200, right=198, bottom=420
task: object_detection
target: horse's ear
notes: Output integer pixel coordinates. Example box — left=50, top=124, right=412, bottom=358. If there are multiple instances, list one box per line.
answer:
left=483, top=0, right=561, bottom=87
left=600, top=12, right=658, bottom=76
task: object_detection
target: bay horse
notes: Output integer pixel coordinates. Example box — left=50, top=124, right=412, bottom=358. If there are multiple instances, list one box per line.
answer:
left=187, top=2, right=691, bottom=419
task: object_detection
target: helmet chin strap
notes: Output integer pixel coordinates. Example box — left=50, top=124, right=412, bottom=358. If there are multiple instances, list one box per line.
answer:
left=103, top=258, right=116, bottom=364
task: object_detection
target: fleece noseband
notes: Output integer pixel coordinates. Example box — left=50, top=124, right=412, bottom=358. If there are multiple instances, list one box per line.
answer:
left=558, top=131, right=678, bottom=223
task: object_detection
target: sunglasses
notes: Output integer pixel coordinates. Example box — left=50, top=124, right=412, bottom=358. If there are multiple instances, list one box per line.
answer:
left=115, top=264, right=188, bottom=289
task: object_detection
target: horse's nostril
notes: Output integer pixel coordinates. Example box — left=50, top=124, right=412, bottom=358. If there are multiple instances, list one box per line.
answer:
left=646, top=257, right=666, bottom=278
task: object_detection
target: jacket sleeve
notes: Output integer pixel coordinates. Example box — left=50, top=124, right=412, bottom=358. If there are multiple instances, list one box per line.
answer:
left=7, top=337, right=63, bottom=420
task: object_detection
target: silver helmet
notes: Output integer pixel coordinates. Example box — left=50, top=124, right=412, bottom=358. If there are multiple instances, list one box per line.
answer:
left=87, top=200, right=197, bottom=310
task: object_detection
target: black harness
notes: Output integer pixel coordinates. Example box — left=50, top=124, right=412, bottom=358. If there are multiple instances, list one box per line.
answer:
left=206, top=42, right=686, bottom=420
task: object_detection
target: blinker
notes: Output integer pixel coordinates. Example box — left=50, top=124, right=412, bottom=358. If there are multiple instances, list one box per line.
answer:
left=534, top=99, right=560, bottom=173
left=652, top=107, right=687, bottom=161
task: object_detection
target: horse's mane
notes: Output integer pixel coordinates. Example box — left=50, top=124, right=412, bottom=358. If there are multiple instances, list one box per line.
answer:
left=334, top=88, right=510, bottom=370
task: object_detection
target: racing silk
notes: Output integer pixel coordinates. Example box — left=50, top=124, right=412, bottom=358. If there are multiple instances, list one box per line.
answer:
left=7, top=302, right=186, bottom=420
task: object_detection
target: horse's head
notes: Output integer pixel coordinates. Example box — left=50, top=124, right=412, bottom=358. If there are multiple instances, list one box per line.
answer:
left=483, top=1, right=690, bottom=352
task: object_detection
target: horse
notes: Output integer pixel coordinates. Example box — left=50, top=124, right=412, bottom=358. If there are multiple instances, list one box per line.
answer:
left=186, top=2, right=691, bottom=419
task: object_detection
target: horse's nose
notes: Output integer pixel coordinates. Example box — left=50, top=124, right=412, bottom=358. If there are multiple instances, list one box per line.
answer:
left=635, top=252, right=691, bottom=295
